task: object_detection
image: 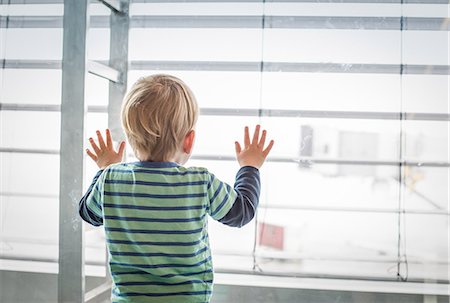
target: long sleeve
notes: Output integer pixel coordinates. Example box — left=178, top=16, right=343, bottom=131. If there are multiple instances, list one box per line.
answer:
left=79, top=169, right=104, bottom=226
left=219, top=166, right=260, bottom=228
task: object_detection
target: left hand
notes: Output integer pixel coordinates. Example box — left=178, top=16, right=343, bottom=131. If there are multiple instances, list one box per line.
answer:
left=86, top=129, right=125, bottom=169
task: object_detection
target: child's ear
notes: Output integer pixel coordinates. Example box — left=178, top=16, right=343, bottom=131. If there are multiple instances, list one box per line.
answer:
left=183, top=130, right=195, bottom=154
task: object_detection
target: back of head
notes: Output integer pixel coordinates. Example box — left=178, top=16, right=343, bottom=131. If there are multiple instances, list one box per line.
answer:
left=121, top=74, right=198, bottom=162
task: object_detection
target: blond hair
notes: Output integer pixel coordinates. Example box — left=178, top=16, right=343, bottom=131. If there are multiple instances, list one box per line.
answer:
left=121, top=74, right=198, bottom=162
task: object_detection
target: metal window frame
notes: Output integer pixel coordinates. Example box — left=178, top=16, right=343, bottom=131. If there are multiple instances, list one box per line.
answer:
left=87, top=60, right=121, bottom=83
left=98, top=0, right=122, bottom=12
left=108, top=0, right=129, bottom=144
left=58, top=0, right=89, bottom=302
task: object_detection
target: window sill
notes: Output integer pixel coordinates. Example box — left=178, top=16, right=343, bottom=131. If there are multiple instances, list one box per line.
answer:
left=214, top=273, right=450, bottom=296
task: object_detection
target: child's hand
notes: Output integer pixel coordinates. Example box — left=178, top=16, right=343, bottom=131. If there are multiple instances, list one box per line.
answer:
left=235, top=125, right=274, bottom=169
left=86, top=129, right=126, bottom=170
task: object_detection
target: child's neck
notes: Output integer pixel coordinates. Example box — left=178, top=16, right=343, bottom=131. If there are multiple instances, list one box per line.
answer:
left=170, top=151, right=189, bottom=165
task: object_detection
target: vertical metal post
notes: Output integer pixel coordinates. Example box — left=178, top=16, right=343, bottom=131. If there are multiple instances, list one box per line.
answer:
left=59, top=0, right=89, bottom=302
left=108, top=0, right=130, bottom=142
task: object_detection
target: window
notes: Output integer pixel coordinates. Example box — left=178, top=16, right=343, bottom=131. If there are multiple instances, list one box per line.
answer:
left=0, top=0, right=448, bottom=296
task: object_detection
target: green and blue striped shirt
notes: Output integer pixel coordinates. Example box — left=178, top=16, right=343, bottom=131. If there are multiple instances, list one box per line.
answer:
left=79, top=161, right=260, bottom=303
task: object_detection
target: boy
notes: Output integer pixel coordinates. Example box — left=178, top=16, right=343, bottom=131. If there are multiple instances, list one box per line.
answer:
left=79, top=74, right=274, bottom=302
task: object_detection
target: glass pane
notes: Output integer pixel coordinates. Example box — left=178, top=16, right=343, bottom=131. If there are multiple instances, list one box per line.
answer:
left=0, top=111, right=60, bottom=150
left=195, top=115, right=260, bottom=157
left=261, top=73, right=401, bottom=112
left=130, top=3, right=262, bottom=16
left=260, top=116, right=400, bottom=160
left=0, top=197, right=59, bottom=262
left=255, top=209, right=398, bottom=279
left=263, top=29, right=400, bottom=64
left=262, top=162, right=400, bottom=210
left=403, top=121, right=449, bottom=163
left=0, top=4, right=63, bottom=16
left=129, top=70, right=262, bottom=109
left=86, top=73, right=109, bottom=106
left=130, top=29, right=262, bottom=62
left=3, top=29, right=62, bottom=60
left=403, top=75, right=449, bottom=113
left=403, top=167, right=449, bottom=212
left=88, top=28, right=110, bottom=61
left=85, top=228, right=107, bottom=275
left=0, top=69, right=61, bottom=104
left=264, top=2, right=401, bottom=17
left=0, top=153, right=59, bottom=196
left=403, top=31, right=449, bottom=65
left=404, top=214, right=449, bottom=282
left=403, top=3, right=449, bottom=18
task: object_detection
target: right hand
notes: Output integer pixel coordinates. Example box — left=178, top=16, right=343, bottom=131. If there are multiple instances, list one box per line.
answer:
left=86, top=129, right=126, bottom=170
left=235, top=125, right=274, bottom=169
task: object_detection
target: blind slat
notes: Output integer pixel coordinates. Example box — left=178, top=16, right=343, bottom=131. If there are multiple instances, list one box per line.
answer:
left=2, top=59, right=449, bottom=75
left=1, top=15, right=449, bottom=31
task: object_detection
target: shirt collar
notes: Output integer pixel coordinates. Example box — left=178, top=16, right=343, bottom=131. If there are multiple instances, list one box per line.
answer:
left=131, top=161, right=180, bottom=168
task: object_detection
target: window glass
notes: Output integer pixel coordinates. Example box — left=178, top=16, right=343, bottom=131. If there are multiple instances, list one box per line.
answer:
left=254, top=209, right=398, bottom=279
left=0, top=111, right=60, bottom=150
left=0, top=69, right=61, bottom=104
left=129, top=70, right=263, bottom=109
left=0, top=153, right=59, bottom=196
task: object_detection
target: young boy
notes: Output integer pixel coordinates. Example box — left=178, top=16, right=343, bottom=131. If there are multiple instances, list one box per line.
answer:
left=79, top=74, right=274, bottom=302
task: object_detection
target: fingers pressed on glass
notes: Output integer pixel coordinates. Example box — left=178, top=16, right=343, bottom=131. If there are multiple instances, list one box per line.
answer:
left=106, top=129, right=113, bottom=148
left=117, top=141, right=126, bottom=156
left=89, top=137, right=101, bottom=154
left=259, top=130, right=267, bottom=148
left=86, top=148, right=98, bottom=161
left=263, top=140, right=275, bottom=157
left=235, top=141, right=242, bottom=154
left=252, top=125, right=260, bottom=145
left=244, top=126, right=250, bottom=147
left=96, top=130, right=107, bottom=149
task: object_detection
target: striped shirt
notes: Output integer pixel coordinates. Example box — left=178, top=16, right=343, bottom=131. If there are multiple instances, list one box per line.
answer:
left=79, top=161, right=260, bottom=303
